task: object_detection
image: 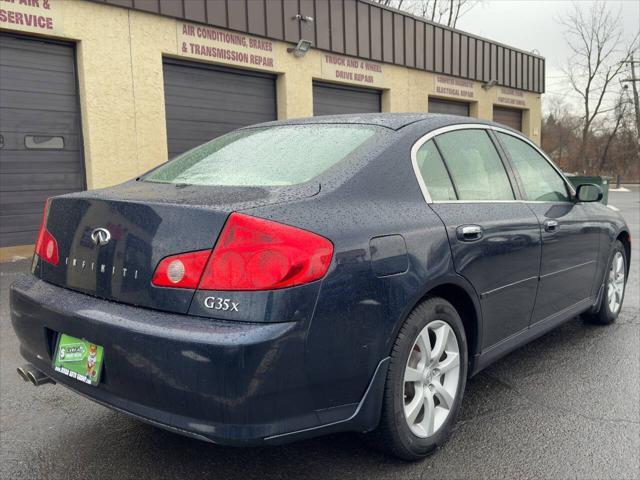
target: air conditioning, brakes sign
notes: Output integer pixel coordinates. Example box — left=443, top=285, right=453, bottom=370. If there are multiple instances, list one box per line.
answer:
left=178, top=22, right=276, bottom=70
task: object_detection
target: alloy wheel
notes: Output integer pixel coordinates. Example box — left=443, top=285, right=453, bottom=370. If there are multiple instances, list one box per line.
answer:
left=403, top=320, right=460, bottom=438
left=607, top=251, right=625, bottom=314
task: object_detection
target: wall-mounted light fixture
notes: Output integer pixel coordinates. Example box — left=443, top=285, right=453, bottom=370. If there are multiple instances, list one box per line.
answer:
left=482, top=79, right=498, bottom=90
left=287, top=39, right=312, bottom=58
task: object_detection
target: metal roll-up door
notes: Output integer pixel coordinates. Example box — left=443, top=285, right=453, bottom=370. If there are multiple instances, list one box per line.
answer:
left=428, top=98, right=470, bottom=116
left=0, top=34, right=85, bottom=247
left=163, top=59, right=277, bottom=158
left=313, top=82, right=381, bottom=116
left=493, top=106, right=523, bottom=131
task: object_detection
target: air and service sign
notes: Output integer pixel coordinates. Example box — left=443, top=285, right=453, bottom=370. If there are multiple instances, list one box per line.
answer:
left=177, top=22, right=276, bottom=70
left=0, top=0, right=62, bottom=35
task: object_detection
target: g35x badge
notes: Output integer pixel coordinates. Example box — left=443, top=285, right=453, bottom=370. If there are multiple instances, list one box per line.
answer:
left=204, top=296, right=239, bottom=312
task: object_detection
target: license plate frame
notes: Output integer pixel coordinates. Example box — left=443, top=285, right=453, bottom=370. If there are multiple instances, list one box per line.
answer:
left=53, top=333, right=104, bottom=386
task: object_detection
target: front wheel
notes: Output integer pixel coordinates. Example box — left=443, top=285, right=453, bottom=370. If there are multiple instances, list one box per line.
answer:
left=583, top=240, right=627, bottom=325
left=373, top=297, right=468, bottom=461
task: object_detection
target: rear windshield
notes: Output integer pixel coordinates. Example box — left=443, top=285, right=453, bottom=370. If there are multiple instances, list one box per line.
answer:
left=143, top=125, right=377, bottom=186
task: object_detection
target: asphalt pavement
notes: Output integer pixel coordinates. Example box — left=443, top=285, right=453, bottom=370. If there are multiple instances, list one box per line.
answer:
left=1, top=187, right=638, bottom=480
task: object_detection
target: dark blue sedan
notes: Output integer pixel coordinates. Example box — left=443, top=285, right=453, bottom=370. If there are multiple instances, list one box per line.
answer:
left=11, top=114, right=630, bottom=460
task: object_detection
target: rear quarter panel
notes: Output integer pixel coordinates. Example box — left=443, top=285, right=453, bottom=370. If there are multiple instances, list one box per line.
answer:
left=245, top=131, right=471, bottom=411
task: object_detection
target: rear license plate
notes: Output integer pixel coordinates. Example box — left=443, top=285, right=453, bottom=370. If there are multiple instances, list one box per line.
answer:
left=53, top=334, right=104, bottom=386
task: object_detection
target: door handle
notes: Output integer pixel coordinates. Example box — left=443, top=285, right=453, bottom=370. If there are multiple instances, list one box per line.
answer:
left=456, top=225, right=483, bottom=242
left=544, top=219, right=559, bottom=232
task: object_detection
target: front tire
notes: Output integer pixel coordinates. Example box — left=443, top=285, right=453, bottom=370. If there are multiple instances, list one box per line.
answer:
left=583, top=240, right=627, bottom=325
left=373, top=297, right=468, bottom=461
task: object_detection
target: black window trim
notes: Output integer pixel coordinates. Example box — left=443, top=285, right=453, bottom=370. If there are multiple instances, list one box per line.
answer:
left=486, top=129, right=526, bottom=200
left=416, top=139, right=460, bottom=201
left=433, top=128, right=518, bottom=201
left=410, top=123, right=575, bottom=204
left=492, top=129, right=574, bottom=203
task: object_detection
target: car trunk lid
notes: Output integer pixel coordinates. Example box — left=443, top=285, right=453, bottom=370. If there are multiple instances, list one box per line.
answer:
left=34, top=180, right=319, bottom=314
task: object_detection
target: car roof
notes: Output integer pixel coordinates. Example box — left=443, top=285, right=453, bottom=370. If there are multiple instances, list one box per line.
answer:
left=243, top=112, right=500, bottom=132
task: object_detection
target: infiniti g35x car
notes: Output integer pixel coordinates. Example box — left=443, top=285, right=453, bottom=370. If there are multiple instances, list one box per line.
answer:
left=11, top=114, right=630, bottom=460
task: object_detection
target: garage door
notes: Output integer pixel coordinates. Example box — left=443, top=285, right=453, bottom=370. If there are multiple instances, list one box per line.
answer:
left=163, top=59, right=277, bottom=158
left=0, top=34, right=85, bottom=248
left=493, top=106, right=523, bottom=131
left=313, top=82, right=381, bottom=116
left=428, top=98, right=470, bottom=116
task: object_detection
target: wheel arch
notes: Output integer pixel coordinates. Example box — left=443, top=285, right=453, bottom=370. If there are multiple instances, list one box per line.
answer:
left=616, top=229, right=631, bottom=278
left=395, top=277, right=482, bottom=371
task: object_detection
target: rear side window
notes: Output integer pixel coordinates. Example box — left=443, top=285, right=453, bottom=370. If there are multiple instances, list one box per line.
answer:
left=415, top=140, right=457, bottom=201
left=144, top=125, right=377, bottom=187
left=497, top=132, right=570, bottom=202
left=435, top=130, right=514, bottom=201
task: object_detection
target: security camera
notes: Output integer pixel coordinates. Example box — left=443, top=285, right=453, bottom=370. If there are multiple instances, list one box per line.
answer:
left=482, top=79, right=498, bottom=90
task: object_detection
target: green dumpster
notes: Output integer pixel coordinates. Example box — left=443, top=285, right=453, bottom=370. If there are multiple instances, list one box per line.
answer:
left=566, top=175, right=610, bottom=205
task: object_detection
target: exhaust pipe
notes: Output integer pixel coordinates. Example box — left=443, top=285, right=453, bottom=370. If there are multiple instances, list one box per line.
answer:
left=17, top=364, right=55, bottom=386
left=16, top=365, right=30, bottom=382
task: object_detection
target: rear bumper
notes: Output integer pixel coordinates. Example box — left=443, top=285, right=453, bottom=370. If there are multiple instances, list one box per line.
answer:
left=10, top=275, right=387, bottom=445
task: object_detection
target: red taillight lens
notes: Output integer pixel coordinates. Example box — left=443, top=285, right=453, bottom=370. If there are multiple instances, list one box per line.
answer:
left=151, top=213, right=333, bottom=291
left=199, top=213, right=333, bottom=291
left=151, top=250, right=211, bottom=288
left=34, top=200, right=59, bottom=266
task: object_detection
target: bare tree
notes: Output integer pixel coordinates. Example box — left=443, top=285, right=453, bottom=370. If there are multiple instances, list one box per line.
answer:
left=370, top=0, right=477, bottom=28
left=542, top=101, right=640, bottom=181
left=542, top=97, right=581, bottom=170
left=597, top=91, right=630, bottom=170
left=560, top=1, right=639, bottom=171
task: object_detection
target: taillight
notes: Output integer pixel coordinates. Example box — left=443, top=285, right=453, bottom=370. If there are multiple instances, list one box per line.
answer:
left=34, top=199, right=59, bottom=266
left=151, top=213, right=334, bottom=291
left=199, top=213, right=333, bottom=291
left=151, top=250, right=210, bottom=288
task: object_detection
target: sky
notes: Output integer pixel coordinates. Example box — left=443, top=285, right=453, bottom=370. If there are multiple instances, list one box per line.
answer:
left=455, top=0, right=640, bottom=113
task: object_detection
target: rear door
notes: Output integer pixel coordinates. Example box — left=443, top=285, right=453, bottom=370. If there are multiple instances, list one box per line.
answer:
left=162, top=59, right=277, bottom=158
left=313, top=82, right=381, bottom=116
left=414, top=127, right=541, bottom=350
left=494, top=131, right=600, bottom=324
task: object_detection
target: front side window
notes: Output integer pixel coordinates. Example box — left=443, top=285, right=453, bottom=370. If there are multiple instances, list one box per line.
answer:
left=435, top=130, right=515, bottom=201
left=144, top=125, right=377, bottom=187
left=415, top=140, right=457, bottom=201
left=497, top=132, right=570, bottom=202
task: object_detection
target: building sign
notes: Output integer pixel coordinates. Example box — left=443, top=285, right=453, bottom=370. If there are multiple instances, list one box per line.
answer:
left=321, top=54, right=384, bottom=87
left=177, top=22, right=276, bottom=70
left=496, top=87, right=526, bottom=107
left=0, top=0, right=63, bottom=35
left=434, top=75, right=474, bottom=100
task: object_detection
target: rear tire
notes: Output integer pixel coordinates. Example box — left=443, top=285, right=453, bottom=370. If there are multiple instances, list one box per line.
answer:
left=583, top=240, right=627, bottom=325
left=372, top=297, right=468, bottom=461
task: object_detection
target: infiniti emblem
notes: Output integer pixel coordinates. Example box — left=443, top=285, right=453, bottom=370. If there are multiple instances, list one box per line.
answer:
left=90, top=227, right=111, bottom=246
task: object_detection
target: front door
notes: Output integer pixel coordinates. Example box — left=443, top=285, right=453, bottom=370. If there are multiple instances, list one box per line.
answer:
left=494, top=131, right=600, bottom=324
left=414, top=128, right=541, bottom=350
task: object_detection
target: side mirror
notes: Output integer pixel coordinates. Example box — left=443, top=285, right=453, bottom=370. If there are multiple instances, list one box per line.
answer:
left=575, top=183, right=603, bottom=203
